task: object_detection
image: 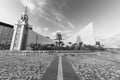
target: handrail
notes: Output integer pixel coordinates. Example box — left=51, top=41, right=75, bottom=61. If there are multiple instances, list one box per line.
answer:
left=0, top=50, right=108, bottom=54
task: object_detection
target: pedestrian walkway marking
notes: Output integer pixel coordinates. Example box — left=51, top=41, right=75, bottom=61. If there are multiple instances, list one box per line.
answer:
left=57, top=56, right=63, bottom=80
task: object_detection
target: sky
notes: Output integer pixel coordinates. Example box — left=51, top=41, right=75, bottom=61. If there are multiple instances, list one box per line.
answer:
left=0, top=0, right=120, bottom=40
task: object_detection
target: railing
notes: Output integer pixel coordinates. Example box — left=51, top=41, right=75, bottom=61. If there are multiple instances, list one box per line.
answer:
left=0, top=50, right=109, bottom=56
left=0, top=50, right=107, bottom=53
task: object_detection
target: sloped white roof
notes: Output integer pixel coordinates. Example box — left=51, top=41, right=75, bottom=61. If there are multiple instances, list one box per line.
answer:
left=64, top=22, right=95, bottom=45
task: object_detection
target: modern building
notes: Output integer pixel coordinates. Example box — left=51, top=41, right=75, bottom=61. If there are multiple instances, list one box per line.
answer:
left=0, top=22, right=14, bottom=45
left=64, top=22, right=96, bottom=45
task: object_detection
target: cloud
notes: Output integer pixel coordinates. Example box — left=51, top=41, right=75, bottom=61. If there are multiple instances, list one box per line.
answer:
left=44, top=27, right=49, bottom=31
left=21, top=0, right=36, bottom=11
left=67, top=21, right=75, bottom=29
left=33, top=26, right=51, bottom=36
left=50, top=30, right=73, bottom=39
left=33, top=26, right=42, bottom=34
left=20, top=0, right=74, bottom=29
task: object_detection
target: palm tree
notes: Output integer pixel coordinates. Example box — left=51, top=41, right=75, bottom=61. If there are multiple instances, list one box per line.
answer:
left=79, top=42, right=83, bottom=50
left=68, top=42, right=72, bottom=50
left=68, top=42, right=72, bottom=45
left=56, top=33, right=62, bottom=47
left=96, top=41, right=101, bottom=47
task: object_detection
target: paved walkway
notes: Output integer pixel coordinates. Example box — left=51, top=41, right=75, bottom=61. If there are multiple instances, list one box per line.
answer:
left=57, top=56, right=63, bottom=80
left=62, top=56, right=80, bottom=80
left=41, top=56, right=59, bottom=80
left=41, top=55, right=80, bottom=80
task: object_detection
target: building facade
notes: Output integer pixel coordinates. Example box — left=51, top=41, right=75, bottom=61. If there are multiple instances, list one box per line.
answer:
left=0, top=22, right=14, bottom=45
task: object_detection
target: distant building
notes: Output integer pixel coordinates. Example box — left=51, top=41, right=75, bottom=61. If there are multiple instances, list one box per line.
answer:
left=64, top=22, right=95, bottom=45
left=0, top=22, right=14, bottom=45
left=76, top=35, right=82, bottom=44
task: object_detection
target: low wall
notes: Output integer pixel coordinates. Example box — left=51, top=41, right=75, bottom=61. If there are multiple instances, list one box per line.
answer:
left=0, top=50, right=107, bottom=55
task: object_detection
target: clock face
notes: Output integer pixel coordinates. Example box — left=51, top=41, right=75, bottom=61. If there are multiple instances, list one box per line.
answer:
left=13, top=25, right=22, bottom=50
left=21, top=14, right=28, bottom=22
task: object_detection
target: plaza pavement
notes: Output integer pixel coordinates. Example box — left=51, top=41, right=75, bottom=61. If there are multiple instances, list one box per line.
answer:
left=41, top=56, right=59, bottom=80
left=41, top=55, right=80, bottom=80
left=62, top=56, right=80, bottom=80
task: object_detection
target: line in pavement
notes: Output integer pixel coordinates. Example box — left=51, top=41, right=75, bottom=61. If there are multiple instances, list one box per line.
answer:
left=41, top=56, right=59, bottom=80
left=57, top=55, right=63, bottom=80
left=62, top=56, right=80, bottom=80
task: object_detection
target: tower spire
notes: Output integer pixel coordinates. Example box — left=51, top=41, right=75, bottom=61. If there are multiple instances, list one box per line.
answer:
left=25, top=6, right=27, bottom=14
left=20, top=6, right=28, bottom=23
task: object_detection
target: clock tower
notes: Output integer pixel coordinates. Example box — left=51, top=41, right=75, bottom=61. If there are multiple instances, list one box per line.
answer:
left=10, top=7, right=29, bottom=50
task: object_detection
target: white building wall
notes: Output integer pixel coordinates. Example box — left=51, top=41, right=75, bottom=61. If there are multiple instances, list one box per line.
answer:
left=27, top=30, right=55, bottom=45
left=64, top=22, right=95, bottom=45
